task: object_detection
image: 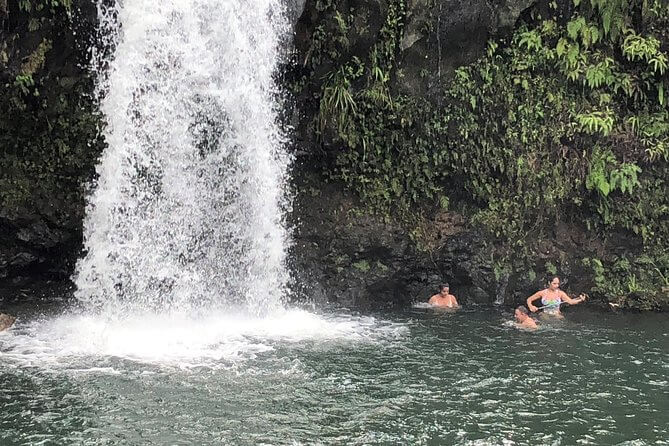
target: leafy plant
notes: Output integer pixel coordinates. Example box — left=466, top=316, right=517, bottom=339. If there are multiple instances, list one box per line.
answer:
left=586, top=148, right=641, bottom=197
left=318, top=64, right=360, bottom=137
left=576, top=109, right=615, bottom=135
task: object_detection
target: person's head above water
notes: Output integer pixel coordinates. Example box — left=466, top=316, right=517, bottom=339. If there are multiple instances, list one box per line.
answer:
left=515, top=306, right=530, bottom=321
left=548, top=276, right=560, bottom=291
left=429, top=283, right=459, bottom=308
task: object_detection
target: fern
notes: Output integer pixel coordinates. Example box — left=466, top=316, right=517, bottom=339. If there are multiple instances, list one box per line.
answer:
left=318, top=66, right=359, bottom=137
left=622, top=32, right=661, bottom=62
left=517, top=30, right=543, bottom=52
left=586, top=148, right=642, bottom=197
left=575, top=109, right=615, bottom=135
left=584, top=57, right=615, bottom=88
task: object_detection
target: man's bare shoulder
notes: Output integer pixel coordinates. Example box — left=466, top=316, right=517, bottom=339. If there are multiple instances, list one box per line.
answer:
left=523, top=319, right=538, bottom=329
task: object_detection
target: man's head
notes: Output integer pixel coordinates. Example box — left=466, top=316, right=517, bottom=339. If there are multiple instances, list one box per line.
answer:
left=440, top=283, right=450, bottom=295
left=515, top=306, right=529, bottom=321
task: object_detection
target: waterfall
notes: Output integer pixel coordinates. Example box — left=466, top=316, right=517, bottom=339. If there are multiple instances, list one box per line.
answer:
left=74, top=0, right=291, bottom=317
left=494, top=273, right=508, bottom=306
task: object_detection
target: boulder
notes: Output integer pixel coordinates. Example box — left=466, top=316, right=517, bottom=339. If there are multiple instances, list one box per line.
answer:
left=0, top=313, right=16, bottom=331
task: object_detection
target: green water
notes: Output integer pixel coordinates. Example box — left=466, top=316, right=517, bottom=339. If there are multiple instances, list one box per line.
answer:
left=1, top=306, right=667, bottom=445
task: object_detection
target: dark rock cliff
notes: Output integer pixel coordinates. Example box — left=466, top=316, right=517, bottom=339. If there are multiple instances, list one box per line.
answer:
left=0, top=1, right=103, bottom=284
left=0, top=0, right=536, bottom=289
left=285, top=0, right=669, bottom=310
left=289, top=173, right=605, bottom=309
left=1, top=0, right=667, bottom=311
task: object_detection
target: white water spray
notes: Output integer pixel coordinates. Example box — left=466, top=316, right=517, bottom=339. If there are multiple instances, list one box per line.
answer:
left=0, top=0, right=408, bottom=367
left=74, top=0, right=291, bottom=316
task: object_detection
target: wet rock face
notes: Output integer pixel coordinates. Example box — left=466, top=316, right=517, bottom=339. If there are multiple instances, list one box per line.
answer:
left=0, top=3, right=99, bottom=287
left=0, top=213, right=77, bottom=282
left=285, top=0, right=308, bottom=30
left=397, top=0, right=535, bottom=94
left=0, top=200, right=79, bottom=282
left=294, top=0, right=536, bottom=96
left=16, top=221, right=67, bottom=249
left=289, top=177, right=499, bottom=309
left=287, top=175, right=613, bottom=309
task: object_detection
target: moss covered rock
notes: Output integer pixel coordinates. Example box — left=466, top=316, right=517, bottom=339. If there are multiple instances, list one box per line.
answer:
left=0, top=0, right=103, bottom=282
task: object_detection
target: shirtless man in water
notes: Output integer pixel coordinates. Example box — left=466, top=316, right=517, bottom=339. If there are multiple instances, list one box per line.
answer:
left=428, top=283, right=459, bottom=308
left=514, top=306, right=538, bottom=330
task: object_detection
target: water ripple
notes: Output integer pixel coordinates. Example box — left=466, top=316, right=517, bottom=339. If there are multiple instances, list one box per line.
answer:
left=1, top=308, right=667, bottom=445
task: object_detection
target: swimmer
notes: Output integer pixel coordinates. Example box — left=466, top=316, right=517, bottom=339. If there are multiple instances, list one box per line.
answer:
left=526, top=276, right=586, bottom=317
left=514, top=306, right=538, bottom=330
left=428, top=283, right=459, bottom=309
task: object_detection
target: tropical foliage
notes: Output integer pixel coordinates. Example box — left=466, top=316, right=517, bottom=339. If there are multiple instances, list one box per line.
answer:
left=293, top=0, right=669, bottom=309
left=0, top=0, right=103, bottom=217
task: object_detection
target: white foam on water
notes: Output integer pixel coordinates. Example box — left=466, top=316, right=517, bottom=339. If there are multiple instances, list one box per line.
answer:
left=0, top=1, right=413, bottom=371
left=411, top=302, right=435, bottom=309
left=0, top=310, right=408, bottom=369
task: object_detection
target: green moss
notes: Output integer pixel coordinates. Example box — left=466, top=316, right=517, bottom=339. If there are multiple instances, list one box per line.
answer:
left=352, top=260, right=371, bottom=272
left=0, top=0, right=103, bottom=219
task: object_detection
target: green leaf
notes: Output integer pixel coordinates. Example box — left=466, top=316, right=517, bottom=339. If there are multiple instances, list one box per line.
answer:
left=659, top=83, right=665, bottom=106
left=556, top=38, right=567, bottom=57
left=599, top=178, right=611, bottom=196
left=602, top=10, right=612, bottom=35
left=567, top=19, right=582, bottom=40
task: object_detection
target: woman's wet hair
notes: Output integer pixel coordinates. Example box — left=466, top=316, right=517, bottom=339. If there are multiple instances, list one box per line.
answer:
left=440, top=283, right=450, bottom=289
left=516, top=306, right=529, bottom=315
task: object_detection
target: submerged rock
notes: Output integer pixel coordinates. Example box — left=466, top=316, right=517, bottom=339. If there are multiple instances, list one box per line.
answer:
left=0, top=313, right=16, bottom=331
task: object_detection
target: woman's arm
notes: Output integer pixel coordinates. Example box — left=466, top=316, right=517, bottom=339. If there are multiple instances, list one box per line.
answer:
left=526, top=291, right=543, bottom=312
left=559, top=290, right=586, bottom=305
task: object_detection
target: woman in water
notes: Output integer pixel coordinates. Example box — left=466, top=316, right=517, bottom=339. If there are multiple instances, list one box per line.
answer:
left=428, top=283, right=459, bottom=309
left=526, top=276, right=586, bottom=317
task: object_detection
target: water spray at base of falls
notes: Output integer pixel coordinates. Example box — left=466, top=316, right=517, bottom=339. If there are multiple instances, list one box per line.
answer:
left=2, top=0, right=409, bottom=369
left=74, top=0, right=292, bottom=317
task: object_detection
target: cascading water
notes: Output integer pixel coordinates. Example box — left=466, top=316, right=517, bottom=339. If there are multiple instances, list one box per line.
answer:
left=74, top=0, right=291, bottom=317
left=2, top=6, right=668, bottom=444
left=0, top=0, right=404, bottom=367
